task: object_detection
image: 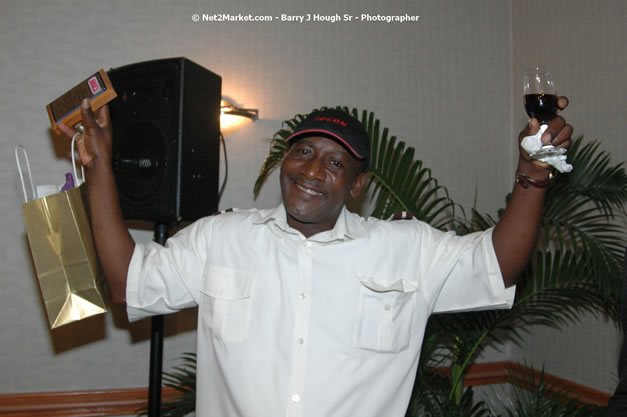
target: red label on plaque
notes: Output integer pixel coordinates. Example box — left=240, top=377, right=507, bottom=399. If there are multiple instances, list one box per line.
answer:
left=46, top=69, right=117, bottom=134
left=88, top=76, right=102, bottom=94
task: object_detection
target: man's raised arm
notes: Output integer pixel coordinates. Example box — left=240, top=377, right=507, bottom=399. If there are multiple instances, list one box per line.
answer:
left=492, top=97, right=573, bottom=287
left=58, top=99, right=134, bottom=304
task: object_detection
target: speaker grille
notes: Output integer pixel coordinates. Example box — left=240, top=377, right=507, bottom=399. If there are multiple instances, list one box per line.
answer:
left=113, top=121, right=168, bottom=202
left=107, top=57, right=221, bottom=224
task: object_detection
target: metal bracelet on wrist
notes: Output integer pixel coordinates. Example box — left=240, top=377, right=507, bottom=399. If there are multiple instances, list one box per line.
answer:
left=515, top=168, right=555, bottom=189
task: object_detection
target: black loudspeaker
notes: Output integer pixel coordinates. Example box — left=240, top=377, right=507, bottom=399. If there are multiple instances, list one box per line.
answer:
left=107, top=57, right=222, bottom=224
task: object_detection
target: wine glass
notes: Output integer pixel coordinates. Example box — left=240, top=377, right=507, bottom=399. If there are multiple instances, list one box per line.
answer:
left=522, top=66, right=565, bottom=159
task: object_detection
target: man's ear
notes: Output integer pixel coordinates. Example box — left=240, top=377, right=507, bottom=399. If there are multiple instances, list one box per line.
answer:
left=350, top=172, right=369, bottom=198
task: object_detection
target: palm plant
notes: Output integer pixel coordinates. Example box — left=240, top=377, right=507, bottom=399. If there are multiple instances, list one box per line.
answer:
left=150, top=106, right=625, bottom=416
left=253, top=106, right=627, bottom=415
left=494, top=363, right=608, bottom=417
left=138, top=353, right=196, bottom=417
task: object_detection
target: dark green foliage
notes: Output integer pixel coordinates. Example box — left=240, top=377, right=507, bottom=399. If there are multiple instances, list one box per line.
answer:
left=138, top=353, right=197, bottom=417
left=499, top=364, right=608, bottom=417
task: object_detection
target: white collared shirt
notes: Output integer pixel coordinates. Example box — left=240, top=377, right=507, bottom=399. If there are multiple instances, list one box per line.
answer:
left=127, top=205, right=515, bottom=417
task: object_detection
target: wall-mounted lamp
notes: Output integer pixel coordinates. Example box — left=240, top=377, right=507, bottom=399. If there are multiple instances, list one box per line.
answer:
left=220, top=99, right=259, bottom=132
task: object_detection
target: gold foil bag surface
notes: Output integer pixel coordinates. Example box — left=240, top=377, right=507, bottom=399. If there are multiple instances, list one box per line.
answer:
left=22, top=183, right=107, bottom=328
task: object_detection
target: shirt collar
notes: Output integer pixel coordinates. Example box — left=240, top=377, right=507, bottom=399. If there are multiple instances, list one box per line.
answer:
left=254, top=204, right=368, bottom=243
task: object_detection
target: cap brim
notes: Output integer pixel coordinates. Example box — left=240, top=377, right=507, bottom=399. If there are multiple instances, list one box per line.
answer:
left=285, top=129, right=366, bottom=160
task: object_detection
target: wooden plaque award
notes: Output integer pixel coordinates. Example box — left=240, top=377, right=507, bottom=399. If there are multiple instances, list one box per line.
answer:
left=46, top=69, right=117, bottom=134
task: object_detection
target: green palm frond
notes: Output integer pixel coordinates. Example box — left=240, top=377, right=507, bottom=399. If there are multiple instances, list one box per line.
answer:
left=452, top=207, right=499, bottom=235
left=406, top=379, right=494, bottom=417
left=422, top=247, right=617, bottom=403
left=515, top=250, right=616, bottom=320
left=448, top=137, right=627, bottom=334
left=499, top=363, right=607, bottom=417
left=427, top=249, right=615, bottom=366
left=550, top=137, right=627, bottom=216
left=367, top=121, right=454, bottom=227
left=138, top=353, right=197, bottom=417
left=540, top=138, right=627, bottom=306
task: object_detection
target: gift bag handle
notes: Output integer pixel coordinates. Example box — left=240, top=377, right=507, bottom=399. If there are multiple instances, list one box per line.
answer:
left=71, top=131, right=86, bottom=186
left=15, top=145, right=36, bottom=203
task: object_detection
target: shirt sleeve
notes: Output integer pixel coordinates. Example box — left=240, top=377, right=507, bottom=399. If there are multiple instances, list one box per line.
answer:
left=431, top=227, right=515, bottom=313
left=126, top=218, right=210, bottom=322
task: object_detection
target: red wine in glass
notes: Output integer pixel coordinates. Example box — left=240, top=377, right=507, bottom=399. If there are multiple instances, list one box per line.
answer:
left=522, top=66, right=564, bottom=158
left=524, top=93, right=558, bottom=124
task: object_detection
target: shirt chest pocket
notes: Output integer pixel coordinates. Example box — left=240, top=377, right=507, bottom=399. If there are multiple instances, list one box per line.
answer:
left=199, top=265, right=255, bottom=344
left=354, top=278, right=418, bottom=353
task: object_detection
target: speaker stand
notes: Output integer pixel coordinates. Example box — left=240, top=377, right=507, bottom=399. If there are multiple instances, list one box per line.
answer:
left=148, top=222, right=169, bottom=416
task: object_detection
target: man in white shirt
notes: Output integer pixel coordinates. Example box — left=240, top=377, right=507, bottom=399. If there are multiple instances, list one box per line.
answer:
left=59, top=99, right=572, bottom=417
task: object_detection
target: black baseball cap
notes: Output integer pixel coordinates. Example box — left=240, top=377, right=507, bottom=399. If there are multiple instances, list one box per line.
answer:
left=286, top=108, right=371, bottom=167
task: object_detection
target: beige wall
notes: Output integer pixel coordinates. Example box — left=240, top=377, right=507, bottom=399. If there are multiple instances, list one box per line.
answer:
left=0, top=0, right=624, bottom=399
left=509, top=0, right=627, bottom=395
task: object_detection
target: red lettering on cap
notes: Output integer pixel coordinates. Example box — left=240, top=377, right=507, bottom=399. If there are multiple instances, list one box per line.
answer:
left=315, top=116, right=348, bottom=127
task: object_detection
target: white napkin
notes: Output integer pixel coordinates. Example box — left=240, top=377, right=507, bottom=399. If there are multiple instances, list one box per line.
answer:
left=520, top=124, right=573, bottom=173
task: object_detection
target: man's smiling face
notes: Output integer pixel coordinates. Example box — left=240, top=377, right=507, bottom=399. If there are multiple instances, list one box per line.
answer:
left=279, top=136, right=367, bottom=237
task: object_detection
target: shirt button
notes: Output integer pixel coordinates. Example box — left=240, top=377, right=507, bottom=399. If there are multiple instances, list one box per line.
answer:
left=292, top=394, right=300, bottom=403
left=297, top=337, right=304, bottom=345
left=300, top=292, right=306, bottom=300
left=384, top=304, right=392, bottom=312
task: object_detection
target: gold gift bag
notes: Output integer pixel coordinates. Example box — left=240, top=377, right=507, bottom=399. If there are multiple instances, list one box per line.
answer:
left=17, top=145, right=107, bottom=328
